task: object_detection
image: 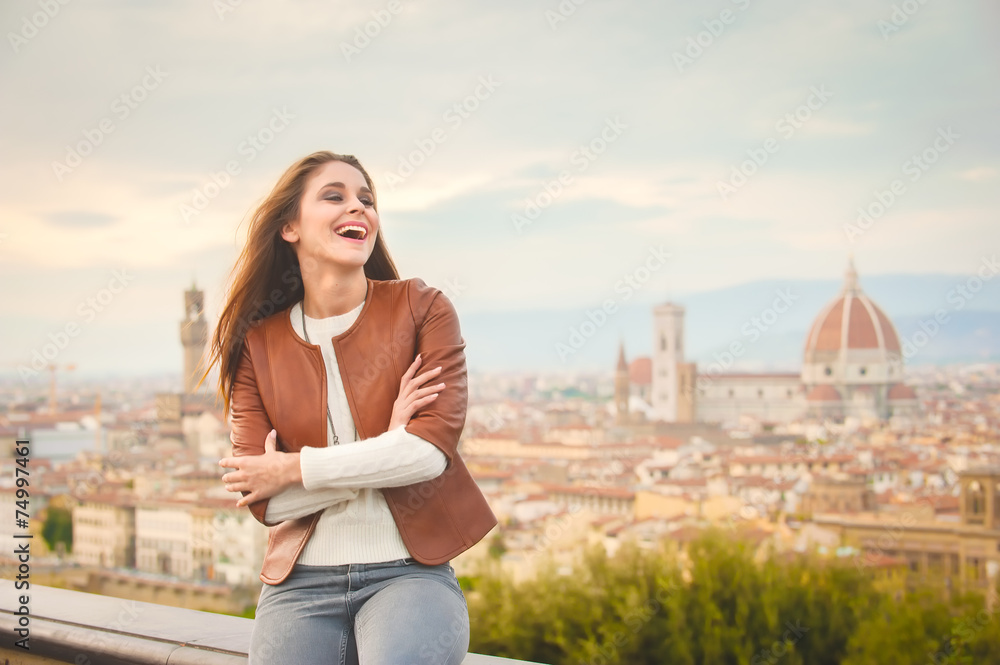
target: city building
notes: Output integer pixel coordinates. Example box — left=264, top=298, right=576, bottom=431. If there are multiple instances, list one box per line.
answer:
left=812, top=466, right=1000, bottom=593
left=180, top=282, right=208, bottom=396
left=624, top=258, right=921, bottom=425
left=71, top=493, right=136, bottom=568
left=135, top=499, right=215, bottom=580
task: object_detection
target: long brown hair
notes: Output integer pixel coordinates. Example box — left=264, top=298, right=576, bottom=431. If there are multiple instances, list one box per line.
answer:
left=199, top=151, right=399, bottom=417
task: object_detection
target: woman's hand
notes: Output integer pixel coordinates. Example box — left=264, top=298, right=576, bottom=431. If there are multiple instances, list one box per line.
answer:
left=219, top=429, right=302, bottom=508
left=388, top=353, right=445, bottom=431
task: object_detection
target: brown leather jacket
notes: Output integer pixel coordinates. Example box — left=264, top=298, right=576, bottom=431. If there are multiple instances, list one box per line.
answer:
left=229, top=276, right=497, bottom=585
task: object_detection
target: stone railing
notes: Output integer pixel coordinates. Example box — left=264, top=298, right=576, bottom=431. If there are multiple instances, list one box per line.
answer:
left=0, top=584, right=544, bottom=664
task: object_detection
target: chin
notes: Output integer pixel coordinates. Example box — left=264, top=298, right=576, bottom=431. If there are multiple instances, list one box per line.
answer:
left=330, top=254, right=369, bottom=269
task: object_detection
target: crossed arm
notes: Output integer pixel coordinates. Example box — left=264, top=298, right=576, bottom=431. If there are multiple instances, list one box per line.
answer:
left=223, top=419, right=447, bottom=525
left=222, top=280, right=466, bottom=527
left=260, top=425, right=447, bottom=523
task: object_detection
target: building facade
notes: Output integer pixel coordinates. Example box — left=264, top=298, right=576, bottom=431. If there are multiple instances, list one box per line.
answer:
left=71, top=495, right=136, bottom=569
left=633, top=259, right=920, bottom=425
left=814, top=466, right=1000, bottom=594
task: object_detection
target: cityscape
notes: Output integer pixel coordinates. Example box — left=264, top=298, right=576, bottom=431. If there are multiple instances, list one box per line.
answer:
left=3, top=258, right=999, bottom=618
left=2, top=1, right=997, bottom=661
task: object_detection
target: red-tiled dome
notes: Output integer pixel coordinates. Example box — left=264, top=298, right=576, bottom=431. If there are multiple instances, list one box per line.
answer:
left=804, top=259, right=901, bottom=356
left=629, top=357, right=651, bottom=385
left=807, top=385, right=842, bottom=402
left=887, top=383, right=917, bottom=400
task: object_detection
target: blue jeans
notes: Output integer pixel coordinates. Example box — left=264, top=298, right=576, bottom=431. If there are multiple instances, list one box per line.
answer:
left=248, top=557, right=470, bottom=665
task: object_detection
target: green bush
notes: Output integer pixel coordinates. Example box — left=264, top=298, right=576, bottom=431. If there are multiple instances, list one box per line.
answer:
left=466, top=528, right=1000, bottom=665
left=42, top=506, right=73, bottom=555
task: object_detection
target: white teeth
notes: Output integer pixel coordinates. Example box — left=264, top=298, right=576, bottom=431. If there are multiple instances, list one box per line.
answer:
left=335, top=225, right=367, bottom=239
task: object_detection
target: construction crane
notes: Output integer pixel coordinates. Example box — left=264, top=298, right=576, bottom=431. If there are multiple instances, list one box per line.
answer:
left=94, top=388, right=102, bottom=454
left=0, top=361, right=77, bottom=414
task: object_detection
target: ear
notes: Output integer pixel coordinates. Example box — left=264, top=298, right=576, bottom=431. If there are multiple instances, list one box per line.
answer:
left=280, top=220, right=299, bottom=244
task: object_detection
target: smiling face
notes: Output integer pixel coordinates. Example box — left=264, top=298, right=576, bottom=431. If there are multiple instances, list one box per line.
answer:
left=280, top=159, right=379, bottom=272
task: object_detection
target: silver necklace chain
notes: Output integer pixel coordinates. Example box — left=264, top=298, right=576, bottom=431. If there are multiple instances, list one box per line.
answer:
left=300, top=303, right=340, bottom=446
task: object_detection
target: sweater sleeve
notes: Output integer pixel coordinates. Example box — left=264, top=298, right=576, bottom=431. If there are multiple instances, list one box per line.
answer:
left=299, top=425, right=448, bottom=491
left=263, top=485, right=360, bottom=524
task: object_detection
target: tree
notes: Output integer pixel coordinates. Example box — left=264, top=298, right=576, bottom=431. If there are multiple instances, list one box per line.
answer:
left=488, top=531, right=507, bottom=559
left=42, top=506, right=73, bottom=555
left=466, top=529, right=1000, bottom=665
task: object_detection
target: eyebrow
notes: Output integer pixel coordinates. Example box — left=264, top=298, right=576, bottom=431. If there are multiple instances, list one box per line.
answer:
left=319, top=181, right=373, bottom=195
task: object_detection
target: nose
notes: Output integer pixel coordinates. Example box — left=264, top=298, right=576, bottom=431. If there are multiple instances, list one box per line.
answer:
left=346, top=196, right=364, bottom=214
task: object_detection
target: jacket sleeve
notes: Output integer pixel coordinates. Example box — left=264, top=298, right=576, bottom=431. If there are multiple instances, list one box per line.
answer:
left=402, top=278, right=468, bottom=470
left=229, top=335, right=277, bottom=526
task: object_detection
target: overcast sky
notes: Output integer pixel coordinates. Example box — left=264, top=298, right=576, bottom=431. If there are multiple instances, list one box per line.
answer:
left=1, top=0, right=998, bottom=379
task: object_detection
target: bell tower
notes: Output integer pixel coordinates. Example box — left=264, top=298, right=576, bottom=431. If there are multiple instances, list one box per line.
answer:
left=960, top=467, right=1000, bottom=529
left=614, top=339, right=630, bottom=426
left=180, top=282, right=208, bottom=395
left=652, top=302, right=685, bottom=422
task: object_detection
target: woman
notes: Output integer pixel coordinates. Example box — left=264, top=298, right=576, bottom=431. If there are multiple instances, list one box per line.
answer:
left=206, top=151, right=497, bottom=664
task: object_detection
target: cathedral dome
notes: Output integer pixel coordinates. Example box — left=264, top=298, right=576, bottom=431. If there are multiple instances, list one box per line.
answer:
left=629, top=357, right=651, bottom=386
left=804, top=260, right=901, bottom=356
left=801, top=258, right=904, bottom=388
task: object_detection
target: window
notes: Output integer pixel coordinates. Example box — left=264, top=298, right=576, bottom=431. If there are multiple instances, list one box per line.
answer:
left=728, top=389, right=734, bottom=397
left=757, top=389, right=764, bottom=398
left=969, top=558, right=981, bottom=581
left=969, top=481, right=985, bottom=515
left=859, top=367, right=867, bottom=376
left=824, top=366, right=832, bottom=376
left=661, top=335, right=667, bottom=351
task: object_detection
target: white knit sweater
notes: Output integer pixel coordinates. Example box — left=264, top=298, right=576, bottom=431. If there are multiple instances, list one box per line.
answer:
left=263, top=298, right=448, bottom=565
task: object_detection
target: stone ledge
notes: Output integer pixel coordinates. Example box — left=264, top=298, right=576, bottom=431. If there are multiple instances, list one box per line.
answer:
left=0, top=584, right=542, bottom=664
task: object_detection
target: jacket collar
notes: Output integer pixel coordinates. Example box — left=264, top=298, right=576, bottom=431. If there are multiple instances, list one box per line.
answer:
left=280, top=275, right=376, bottom=345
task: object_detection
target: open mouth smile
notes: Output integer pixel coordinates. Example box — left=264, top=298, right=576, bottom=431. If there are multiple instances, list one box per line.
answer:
left=333, top=224, right=368, bottom=242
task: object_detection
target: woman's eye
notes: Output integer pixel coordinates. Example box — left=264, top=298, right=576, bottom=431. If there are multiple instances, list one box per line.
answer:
left=324, top=195, right=373, bottom=207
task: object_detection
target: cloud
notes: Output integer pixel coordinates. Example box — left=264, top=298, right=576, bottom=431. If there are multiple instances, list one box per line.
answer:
left=42, top=211, right=118, bottom=228
left=956, top=167, right=1000, bottom=182
left=0, top=0, right=997, bottom=380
